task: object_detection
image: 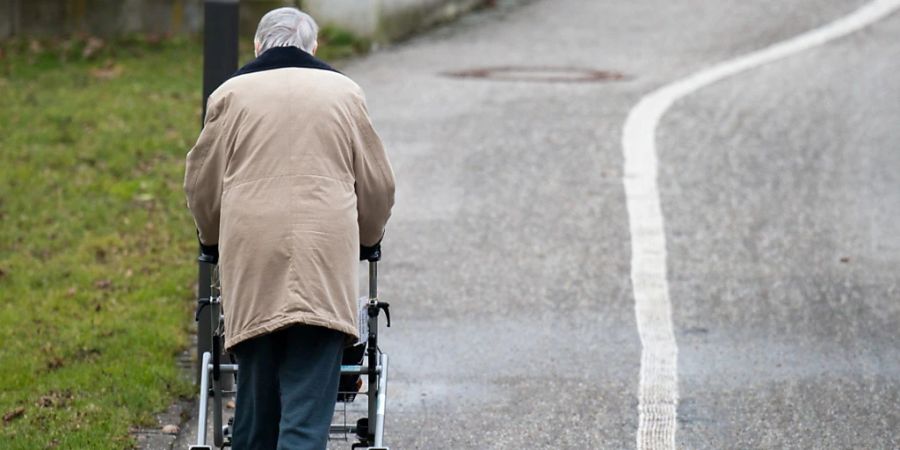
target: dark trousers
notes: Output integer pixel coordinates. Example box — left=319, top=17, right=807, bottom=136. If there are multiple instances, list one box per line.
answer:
left=231, top=325, right=345, bottom=450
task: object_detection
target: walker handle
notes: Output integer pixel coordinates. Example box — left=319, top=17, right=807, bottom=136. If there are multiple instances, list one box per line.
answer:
left=362, top=242, right=380, bottom=300
left=195, top=230, right=219, bottom=264
left=360, top=242, right=381, bottom=262
left=368, top=260, right=378, bottom=301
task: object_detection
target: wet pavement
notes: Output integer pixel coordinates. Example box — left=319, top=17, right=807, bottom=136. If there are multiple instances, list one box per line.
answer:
left=162, top=0, right=900, bottom=448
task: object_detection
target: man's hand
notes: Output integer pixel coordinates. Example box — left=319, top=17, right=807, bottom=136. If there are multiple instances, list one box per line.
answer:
left=360, top=242, right=381, bottom=262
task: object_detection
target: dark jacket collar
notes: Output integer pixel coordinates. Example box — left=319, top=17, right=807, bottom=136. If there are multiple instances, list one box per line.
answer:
left=232, top=46, right=339, bottom=78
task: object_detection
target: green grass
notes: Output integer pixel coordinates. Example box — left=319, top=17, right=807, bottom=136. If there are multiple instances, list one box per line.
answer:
left=0, top=31, right=367, bottom=449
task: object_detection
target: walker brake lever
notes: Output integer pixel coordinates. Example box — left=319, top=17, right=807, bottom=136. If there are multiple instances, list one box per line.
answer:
left=379, top=302, right=391, bottom=327
left=195, top=297, right=212, bottom=322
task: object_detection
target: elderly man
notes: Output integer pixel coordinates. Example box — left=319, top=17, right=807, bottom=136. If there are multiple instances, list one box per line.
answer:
left=184, top=7, right=395, bottom=450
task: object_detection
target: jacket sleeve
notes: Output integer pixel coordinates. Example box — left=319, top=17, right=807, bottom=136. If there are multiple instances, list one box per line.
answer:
left=351, top=92, right=396, bottom=247
left=184, top=95, right=228, bottom=246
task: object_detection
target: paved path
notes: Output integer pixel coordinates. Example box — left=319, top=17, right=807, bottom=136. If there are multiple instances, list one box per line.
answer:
left=169, top=1, right=900, bottom=448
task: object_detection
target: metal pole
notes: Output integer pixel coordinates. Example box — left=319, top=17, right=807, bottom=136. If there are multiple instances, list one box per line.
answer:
left=196, top=352, right=212, bottom=446
left=197, top=0, right=239, bottom=384
left=202, top=0, right=239, bottom=119
left=368, top=261, right=378, bottom=300
left=367, top=261, right=379, bottom=442
left=374, top=353, right=388, bottom=447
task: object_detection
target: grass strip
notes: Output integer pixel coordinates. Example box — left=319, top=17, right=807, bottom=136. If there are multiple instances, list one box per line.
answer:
left=0, top=30, right=367, bottom=448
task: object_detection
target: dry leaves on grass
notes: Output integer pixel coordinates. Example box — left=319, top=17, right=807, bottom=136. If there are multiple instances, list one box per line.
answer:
left=75, top=347, right=102, bottom=361
left=90, top=61, right=123, bottom=80
left=3, top=407, right=25, bottom=423
left=46, top=357, right=65, bottom=371
left=29, top=40, right=43, bottom=54
left=37, top=390, right=73, bottom=409
left=82, top=37, right=105, bottom=59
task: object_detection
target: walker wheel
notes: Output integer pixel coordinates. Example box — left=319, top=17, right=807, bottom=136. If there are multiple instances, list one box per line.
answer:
left=355, top=417, right=369, bottom=441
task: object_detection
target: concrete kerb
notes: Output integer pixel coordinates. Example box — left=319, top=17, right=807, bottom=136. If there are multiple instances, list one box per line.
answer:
left=132, top=337, right=195, bottom=450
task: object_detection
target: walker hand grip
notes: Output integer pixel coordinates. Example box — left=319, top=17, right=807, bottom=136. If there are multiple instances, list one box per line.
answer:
left=360, top=242, right=381, bottom=262
left=197, top=231, right=218, bottom=264
left=198, top=248, right=218, bottom=264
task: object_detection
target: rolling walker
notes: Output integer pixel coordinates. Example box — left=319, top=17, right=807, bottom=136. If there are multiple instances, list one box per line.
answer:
left=190, top=253, right=391, bottom=450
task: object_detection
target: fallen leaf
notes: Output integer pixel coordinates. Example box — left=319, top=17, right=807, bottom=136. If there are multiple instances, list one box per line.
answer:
left=94, top=279, right=112, bottom=290
left=66, top=287, right=78, bottom=297
left=3, top=407, right=25, bottom=423
left=29, top=40, right=43, bottom=54
left=75, top=347, right=102, bottom=360
left=46, top=357, right=65, bottom=371
left=124, top=269, right=133, bottom=278
left=90, top=64, right=123, bottom=80
left=81, top=37, right=105, bottom=59
left=36, top=390, right=73, bottom=408
left=161, top=424, right=179, bottom=434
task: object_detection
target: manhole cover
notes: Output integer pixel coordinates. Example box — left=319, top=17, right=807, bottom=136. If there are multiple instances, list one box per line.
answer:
left=443, top=66, right=629, bottom=83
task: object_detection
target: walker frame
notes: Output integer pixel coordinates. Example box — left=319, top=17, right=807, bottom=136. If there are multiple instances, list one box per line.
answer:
left=189, top=258, right=391, bottom=450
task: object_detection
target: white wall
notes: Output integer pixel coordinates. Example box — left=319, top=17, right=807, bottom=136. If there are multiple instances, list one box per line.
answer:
left=304, top=0, right=486, bottom=42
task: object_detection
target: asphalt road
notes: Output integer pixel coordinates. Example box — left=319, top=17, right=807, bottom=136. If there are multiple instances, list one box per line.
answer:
left=340, top=0, right=900, bottom=448
left=172, top=1, right=900, bottom=448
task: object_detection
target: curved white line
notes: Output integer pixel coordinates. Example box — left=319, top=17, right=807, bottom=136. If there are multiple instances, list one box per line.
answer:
left=622, top=1, right=900, bottom=448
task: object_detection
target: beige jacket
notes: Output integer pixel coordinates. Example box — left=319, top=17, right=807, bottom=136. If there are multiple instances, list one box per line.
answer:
left=184, top=48, right=395, bottom=350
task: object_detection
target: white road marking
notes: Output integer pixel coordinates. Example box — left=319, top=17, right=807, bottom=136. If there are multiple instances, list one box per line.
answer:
left=621, top=1, right=900, bottom=448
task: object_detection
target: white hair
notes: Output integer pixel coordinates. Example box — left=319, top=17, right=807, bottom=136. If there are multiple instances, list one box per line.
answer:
left=254, top=7, right=319, bottom=54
